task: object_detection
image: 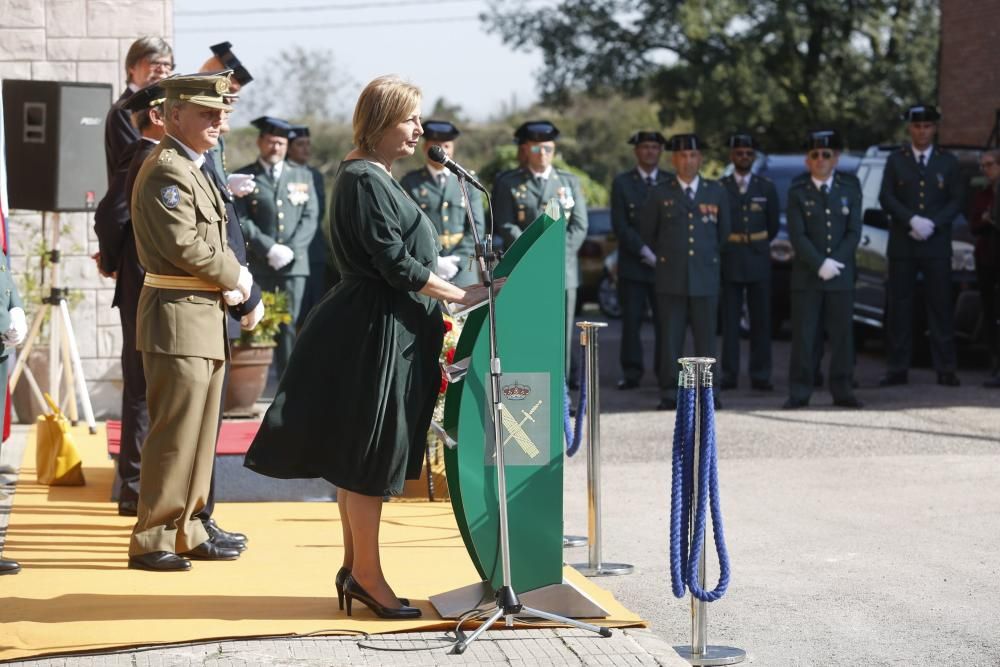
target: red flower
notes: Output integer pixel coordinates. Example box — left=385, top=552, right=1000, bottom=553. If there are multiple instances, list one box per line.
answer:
left=443, top=319, right=453, bottom=333
left=445, top=347, right=456, bottom=364
left=439, top=371, right=448, bottom=395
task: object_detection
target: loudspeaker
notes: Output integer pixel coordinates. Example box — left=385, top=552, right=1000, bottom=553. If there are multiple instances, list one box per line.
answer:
left=2, top=80, right=112, bottom=212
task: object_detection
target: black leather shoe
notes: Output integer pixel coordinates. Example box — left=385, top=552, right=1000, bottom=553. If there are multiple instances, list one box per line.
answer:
left=128, top=551, right=191, bottom=572
left=203, top=519, right=248, bottom=548
left=117, top=500, right=138, bottom=517
left=337, top=566, right=407, bottom=609
left=0, top=558, right=21, bottom=575
left=719, top=379, right=737, bottom=390
left=879, top=372, right=908, bottom=387
left=656, top=398, right=677, bottom=411
left=751, top=380, right=774, bottom=391
left=567, top=380, right=580, bottom=391
left=782, top=398, right=809, bottom=410
left=984, top=376, right=1000, bottom=388
left=617, top=379, right=639, bottom=390
left=343, top=574, right=421, bottom=619
left=833, top=396, right=864, bottom=409
left=182, top=541, right=240, bottom=561
left=937, top=372, right=960, bottom=387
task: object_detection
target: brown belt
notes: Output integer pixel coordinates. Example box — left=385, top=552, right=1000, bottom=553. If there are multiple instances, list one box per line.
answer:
left=143, top=272, right=221, bottom=292
left=727, top=231, right=769, bottom=244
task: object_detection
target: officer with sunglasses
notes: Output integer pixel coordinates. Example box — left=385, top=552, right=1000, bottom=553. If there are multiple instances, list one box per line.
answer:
left=879, top=104, right=964, bottom=388
left=784, top=130, right=863, bottom=409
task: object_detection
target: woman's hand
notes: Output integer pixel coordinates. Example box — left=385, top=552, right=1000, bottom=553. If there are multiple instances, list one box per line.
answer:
left=456, top=277, right=506, bottom=307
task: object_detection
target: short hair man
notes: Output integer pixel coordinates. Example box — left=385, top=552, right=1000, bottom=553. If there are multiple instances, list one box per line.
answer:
left=400, top=120, right=486, bottom=287
left=639, top=134, right=730, bottom=411
left=610, top=130, right=669, bottom=391
left=784, top=130, right=863, bottom=409
left=878, top=104, right=965, bottom=388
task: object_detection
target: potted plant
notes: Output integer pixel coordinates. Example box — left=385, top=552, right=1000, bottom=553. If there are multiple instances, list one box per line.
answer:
left=223, top=289, right=292, bottom=415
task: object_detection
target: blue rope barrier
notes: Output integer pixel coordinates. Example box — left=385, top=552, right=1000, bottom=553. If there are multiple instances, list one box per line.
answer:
left=669, top=385, right=732, bottom=601
left=564, top=345, right=588, bottom=457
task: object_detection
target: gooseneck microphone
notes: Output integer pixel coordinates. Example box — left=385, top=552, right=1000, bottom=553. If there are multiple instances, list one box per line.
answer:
left=427, top=145, right=488, bottom=193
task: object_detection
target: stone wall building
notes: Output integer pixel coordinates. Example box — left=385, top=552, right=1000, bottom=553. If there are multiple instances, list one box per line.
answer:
left=938, top=1, right=1000, bottom=146
left=1, top=0, right=173, bottom=420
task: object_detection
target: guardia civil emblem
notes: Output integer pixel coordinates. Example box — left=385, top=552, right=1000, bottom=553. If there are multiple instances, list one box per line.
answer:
left=160, top=185, right=180, bottom=209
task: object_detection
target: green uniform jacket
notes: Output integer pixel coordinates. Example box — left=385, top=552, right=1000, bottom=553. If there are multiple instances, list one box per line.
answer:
left=786, top=172, right=862, bottom=292
left=720, top=173, right=780, bottom=283
left=611, top=168, right=673, bottom=283
left=400, top=166, right=485, bottom=285
left=129, top=136, right=242, bottom=361
left=492, top=167, right=588, bottom=289
left=233, top=160, right=319, bottom=278
left=639, top=177, right=731, bottom=297
left=879, top=146, right=964, bottom=260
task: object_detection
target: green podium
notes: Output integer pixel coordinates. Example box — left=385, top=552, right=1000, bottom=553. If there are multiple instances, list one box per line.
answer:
left=431, top=203, right=609, bottom=619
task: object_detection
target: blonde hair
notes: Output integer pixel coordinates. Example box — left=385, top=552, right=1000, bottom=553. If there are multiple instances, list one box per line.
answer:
left=352, top=75, right=421, bottom=153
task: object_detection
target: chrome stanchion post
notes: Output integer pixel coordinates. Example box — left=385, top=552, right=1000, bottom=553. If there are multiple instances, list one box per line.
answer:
left=572, top=321, right=633, bottom=577
left=674, top=357, right=744, bottom=666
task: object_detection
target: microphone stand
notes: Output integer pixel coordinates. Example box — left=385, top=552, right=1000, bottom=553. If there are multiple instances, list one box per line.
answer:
left=450, top=175, right=612, bottom=655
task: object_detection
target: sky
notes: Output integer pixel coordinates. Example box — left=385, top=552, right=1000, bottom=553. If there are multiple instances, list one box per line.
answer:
left=171, top=0, right=548, bottom=122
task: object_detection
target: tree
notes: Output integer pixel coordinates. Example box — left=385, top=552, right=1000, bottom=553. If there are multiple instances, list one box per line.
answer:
left=483, top=1, right=940, bottom=152
left=236, top=46, right=354, bottom=124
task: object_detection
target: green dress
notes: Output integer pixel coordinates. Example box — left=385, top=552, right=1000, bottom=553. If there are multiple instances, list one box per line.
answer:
left=244, top=159, right=444, bottom=496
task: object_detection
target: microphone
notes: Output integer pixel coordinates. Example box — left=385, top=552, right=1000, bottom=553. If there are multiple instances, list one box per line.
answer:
left=427, top=145, right=488, bottom=193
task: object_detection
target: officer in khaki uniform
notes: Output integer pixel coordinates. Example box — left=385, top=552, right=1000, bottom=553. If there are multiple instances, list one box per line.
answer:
left=128, top=72, right=253, bottom=571
left=401, top=120, right=486, bottom=287
left=492, top=121, right=588, bottom=385
left=610, top=130, right=671, bottom=390
left=233, top=116, right=319, bottom=380
left=639, top=134, right=730, bottom=410
left=719, top=133, right=780, bottom=391
left=784, top=130, right=863, bottom=409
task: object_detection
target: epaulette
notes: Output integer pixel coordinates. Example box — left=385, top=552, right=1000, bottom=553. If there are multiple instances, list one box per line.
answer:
left=157, top=149, right=176, bottom=165
left=755, top=174, right=773, bottom=183
left=788, top=175, right=810, bottom=191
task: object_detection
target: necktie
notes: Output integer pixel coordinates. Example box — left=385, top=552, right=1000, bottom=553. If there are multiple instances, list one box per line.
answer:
left=820, top=184, right=829, bottom=195
left=646, top=176, right=655, bottom=187
left=536, top=176, right=545, bottom=188
left=685, top=187, right=694, bottom=201
left=918, top=153, right=926, bottom=170
left=438, top=173, right=447, bottom=189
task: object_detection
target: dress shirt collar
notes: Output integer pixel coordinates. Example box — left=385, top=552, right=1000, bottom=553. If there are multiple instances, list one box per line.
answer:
left=166, top=134, right=205, bottom=168
left=259, top=158, right=284, bottom=180
left=911, top=144, right=934, bottom=163
left=637, top=166, right=659, bottom=182
left=811, top=175, right=834, bottom=191
left=677, top=174, right=700, bottom=195
left=529, top=166, right=554, bottom=180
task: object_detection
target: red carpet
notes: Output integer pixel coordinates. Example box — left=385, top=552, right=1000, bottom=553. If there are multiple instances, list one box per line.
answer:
left=106, top=420, right=261, bottom=456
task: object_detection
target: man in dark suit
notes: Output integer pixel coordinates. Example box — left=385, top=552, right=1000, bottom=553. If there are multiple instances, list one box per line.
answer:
left=640, top=134, right=730, bottom=410
left=784, top=130, right=863, bottom=409
left=233, top=117, right=319, bottom=380
left=719, top=133, right=780, bottom=391
left=879, top=104, right=965, bottom=387
left=610, top=130, right=670, bottom=390
left=103, top=37, right=173, bottom=184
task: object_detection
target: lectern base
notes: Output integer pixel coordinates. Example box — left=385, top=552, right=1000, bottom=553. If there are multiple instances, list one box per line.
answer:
left=430, top=578, right=610, bottom=619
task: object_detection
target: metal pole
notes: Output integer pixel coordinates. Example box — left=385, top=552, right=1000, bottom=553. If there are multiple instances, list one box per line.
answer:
left=572, top=321, right=632, bottom=577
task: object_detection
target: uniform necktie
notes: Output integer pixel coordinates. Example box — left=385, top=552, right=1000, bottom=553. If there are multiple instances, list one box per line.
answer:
left=536, top=175, right=545, bottom=188
left=820, top=184, right=829, bottom=195
left=646, top=176, right=655, bottom=187
left=685, top=186, right=694, bottom=201
left=918, top=153, right=926, bottom=170
left=437, top=173, right=447, bottom=189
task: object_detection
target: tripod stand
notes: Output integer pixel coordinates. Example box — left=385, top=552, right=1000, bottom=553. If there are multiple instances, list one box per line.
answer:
left=449, top=178, right=611, bottom=655
left=9, top=212, right=97, bottom=433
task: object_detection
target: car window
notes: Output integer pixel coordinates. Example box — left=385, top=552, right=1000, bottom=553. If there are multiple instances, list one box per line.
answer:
left=856, top=163, right=884, bottom=212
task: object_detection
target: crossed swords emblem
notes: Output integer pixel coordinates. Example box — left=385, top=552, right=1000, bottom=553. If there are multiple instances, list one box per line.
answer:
left=495, top=399, right=543, bottom=459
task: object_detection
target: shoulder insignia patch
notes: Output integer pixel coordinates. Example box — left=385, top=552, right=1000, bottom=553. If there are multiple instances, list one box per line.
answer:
left=157, top=149, right=176, bottom=165
left=160, top=185, right=180, bottom=209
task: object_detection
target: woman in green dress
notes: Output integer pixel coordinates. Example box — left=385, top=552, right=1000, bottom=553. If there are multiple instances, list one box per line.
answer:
left=244, top=76, right=495, bottom=619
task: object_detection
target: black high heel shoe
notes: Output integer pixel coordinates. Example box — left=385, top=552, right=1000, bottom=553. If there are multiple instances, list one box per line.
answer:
left=336, top=566, right=408, bottom=609
left=343, top=574, right=421, bottom=619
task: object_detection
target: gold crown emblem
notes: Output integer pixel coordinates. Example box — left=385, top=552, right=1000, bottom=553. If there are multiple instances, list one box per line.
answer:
left=502, top=381, right=530, bottom=400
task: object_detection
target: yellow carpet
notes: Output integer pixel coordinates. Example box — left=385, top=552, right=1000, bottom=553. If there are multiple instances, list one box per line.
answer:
left=0, top=424, right=644, bottom=661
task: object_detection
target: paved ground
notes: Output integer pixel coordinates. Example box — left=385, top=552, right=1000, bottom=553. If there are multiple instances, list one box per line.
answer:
left=3, top=311, right=1000, bottom=665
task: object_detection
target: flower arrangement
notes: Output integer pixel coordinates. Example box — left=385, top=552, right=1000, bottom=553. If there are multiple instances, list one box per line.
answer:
left=431, top=311, right=462, bottom=430
left=237, top=289, right=293, bottom=347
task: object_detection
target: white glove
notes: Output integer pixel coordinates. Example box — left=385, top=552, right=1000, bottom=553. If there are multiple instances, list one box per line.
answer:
left=817, top=258, right=845, bottom=281
left=639, top=245, right=657, bottom=267
left=222, top=289, right=244, bottom=306
left=240, top=300, right=265, bottom=331
left=227, top=173, right=255, bottom=198
left=909, top=215, right=935, bottom=241
left=267, top=243, right=295, bottom=270
left=3, top=307, right=27, bottom=347
left=236, top=265, right=253, bottom=301
left=435, top=255, right=461, bottom=281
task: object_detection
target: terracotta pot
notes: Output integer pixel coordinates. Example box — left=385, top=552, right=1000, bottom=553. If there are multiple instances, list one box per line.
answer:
left=224, top=345, right=274, bottom=415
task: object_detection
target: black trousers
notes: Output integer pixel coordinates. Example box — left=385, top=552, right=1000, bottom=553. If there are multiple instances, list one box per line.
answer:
left=975, top=260, right=999, bottom=360
left=789, top=289, right=855, bottom=403
left=656, top=294, right=718, bottom=402
left=886, top=257, right=956, bottom=373
left=117, top=306, right=148, bottom=504
left=619, top=278, right=660, bottom=384
left=721, top=279, right=772, bottom=385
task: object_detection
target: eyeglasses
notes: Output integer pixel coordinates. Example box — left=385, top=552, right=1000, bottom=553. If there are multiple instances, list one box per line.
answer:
left=148, top=59, right=174, bottom=71
left=808, top=150, right=834, bottom=160
left=733, top=149, right=755, bottom=157
left=530, top=145, right=555, bottom=154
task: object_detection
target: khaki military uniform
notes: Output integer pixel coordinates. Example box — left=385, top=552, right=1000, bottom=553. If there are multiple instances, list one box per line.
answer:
left=128, top=135, right=242, bottom=557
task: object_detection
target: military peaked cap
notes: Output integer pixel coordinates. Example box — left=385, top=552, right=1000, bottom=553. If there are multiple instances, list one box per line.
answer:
left=251, top=116, right=292, bottom=138
left=804, top=129, right=844, bottom=150
left=628, top=131, right=666, bottom=146
left=727, top=132, right=758, bottom=149
left=161, top=72, right=233, bottom=111
left=514, top=120, right=559, bottom=144
left=210, top=41, right=253, bottom=86
left=668, top=133, right=707, bottom=151
left=123, top=81, right=166, bottom=112
left=423, top=120, right=460, bottom=141
left=903, top=104, right=940, bottom=122
left=287, top=124, right=310, bottom=141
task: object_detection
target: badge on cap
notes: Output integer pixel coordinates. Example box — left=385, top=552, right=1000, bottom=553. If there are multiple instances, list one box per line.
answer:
left=160, top=185, right=180, bottom=209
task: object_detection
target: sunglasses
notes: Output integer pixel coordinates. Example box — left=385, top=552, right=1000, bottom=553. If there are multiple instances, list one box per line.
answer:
left=530, top=145, right=555, bottom=154
left=733, top=149, right=755, bottom=157
left=808, top=150, right=834, bottom=160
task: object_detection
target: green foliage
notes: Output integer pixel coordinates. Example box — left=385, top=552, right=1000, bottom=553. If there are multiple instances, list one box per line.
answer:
left=483, top=0, right=940, bottom=152
left=238, top=289, right=292, bottom=347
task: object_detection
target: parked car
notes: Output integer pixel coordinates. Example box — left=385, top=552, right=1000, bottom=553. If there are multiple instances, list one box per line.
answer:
left=576, top=207, right=621, bottom=317
left=852, top=144, right=983, bottom=349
